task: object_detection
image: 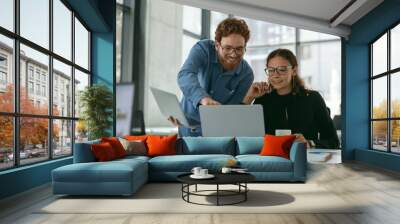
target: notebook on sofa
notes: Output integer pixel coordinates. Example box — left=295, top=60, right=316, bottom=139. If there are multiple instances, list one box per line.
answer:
left=199, top=105, right=265, bottom=137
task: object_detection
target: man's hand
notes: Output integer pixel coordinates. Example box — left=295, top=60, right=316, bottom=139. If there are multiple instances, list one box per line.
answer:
left=167, top=116, right=182, bottom=127
left=200, top=97, right=220, bottom=106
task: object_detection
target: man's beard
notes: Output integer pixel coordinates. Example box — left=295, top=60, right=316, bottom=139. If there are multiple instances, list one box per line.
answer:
left=219, top=55, right=241, bottom=71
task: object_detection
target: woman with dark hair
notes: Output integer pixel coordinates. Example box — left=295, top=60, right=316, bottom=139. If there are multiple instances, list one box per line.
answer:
left=243, top=49, right=339, bottom=149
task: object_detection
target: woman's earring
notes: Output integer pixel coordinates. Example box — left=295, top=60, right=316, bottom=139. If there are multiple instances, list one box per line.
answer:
left=292, top=75, right=295, bottom=90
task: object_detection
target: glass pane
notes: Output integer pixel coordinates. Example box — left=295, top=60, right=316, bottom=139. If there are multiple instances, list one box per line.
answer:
left=20, top=44, right=49, bottom=115
left=372, top=121, right=388, bottom=151
left=116, top=6, right=123, bottom=83
left=241, top=17, right=295, bottom=46
left=392, top=72, right=400, bottom=118
left=299, top=29, right=340, bottom=42
left=372, top=33, right=387, bottom=76
left=53, top=119, right=72, bottom=158
left=210, top=11, right=228, bottom=40
left=391, top=120, right=400, bottom=153
left=372, top=77, right=387, bottom=119
left=53, top=0, right=72, bottom=60
left=391, top=24, right=400, bottom=70
left=0, top=0, right=14, bottom=31
left=0, top=116, right=13, bottom=170
left=182, top=5, right=201, bottom=35
left=74, top=69, right=89, bottom=118
left=20, top=0, right=49, bottom=49
left=0, top=35, right=14, bottom=112
left=20, top=117, right=49, bottom=165
left=53, top=59, right=72, bottom=117
left=182, top=35, right=199, bottom=65
left=298, top=41, right=342, bottom=117
left=75, top=120, right=88, bottom=143
left=75, top=18, right=89, bottom=70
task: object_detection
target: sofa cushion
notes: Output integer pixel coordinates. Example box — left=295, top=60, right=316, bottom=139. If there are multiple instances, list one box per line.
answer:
left=91, top=142, right=118, bottom=161
left=179, top=137, right=235, bottom=155
left=101, top=137, right=127, bottom=158
left=236, top=155, right=293, bottom=172
left=148, top=154, right=235, bottom=172
left=147, top=135, right=177, bottom=157
left=236, top=137, right=264, bottom=155
left=119, top=138, right=147, bottom=156
left=52, top=159, right=147, bottom=183
left=260, top=135, right=296, bottom=159
left=124, top=135, right=148, bottom=141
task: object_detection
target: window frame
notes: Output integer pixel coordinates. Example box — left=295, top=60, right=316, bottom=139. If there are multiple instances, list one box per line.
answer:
left=369, top=20, right=400, bottom=154
left=0, top=0, right=92, bottom=171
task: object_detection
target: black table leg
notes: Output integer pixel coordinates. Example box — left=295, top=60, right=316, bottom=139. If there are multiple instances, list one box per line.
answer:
left=245, top=183, right=247, bottom=201
left=217, top=184, right=219, bottom=206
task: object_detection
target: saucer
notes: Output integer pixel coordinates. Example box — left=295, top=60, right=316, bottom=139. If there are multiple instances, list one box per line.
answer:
left=190, top=174, right=215, bottom=179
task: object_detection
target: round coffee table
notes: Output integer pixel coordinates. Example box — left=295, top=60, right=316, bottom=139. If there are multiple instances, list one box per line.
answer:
left=177, top=173, right=255, bottom=206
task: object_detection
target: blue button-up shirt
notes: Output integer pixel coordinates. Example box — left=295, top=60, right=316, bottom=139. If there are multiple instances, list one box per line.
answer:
left=178, top=39, right=254, bottom=136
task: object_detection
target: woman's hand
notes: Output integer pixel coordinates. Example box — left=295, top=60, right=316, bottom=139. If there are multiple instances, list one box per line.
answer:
left=242, top=82, right=269, bottom=104
left=167, top=116, right=182, bottom=127
left=294, top=133, right=310, bottom=148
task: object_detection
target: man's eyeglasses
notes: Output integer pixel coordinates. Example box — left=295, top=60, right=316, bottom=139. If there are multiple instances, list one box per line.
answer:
left=220, top=45, right=246, bottom=55
left=264, top=66, right=292, bottom=76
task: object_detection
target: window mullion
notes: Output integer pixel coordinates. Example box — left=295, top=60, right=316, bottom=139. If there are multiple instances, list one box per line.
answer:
left=14, top=0, right=21, bottom=167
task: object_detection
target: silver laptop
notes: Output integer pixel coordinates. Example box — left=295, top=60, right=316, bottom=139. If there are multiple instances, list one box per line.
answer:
left=150, top=87, right=193, bottom=128
left=199, top=105, right=265, bottom=137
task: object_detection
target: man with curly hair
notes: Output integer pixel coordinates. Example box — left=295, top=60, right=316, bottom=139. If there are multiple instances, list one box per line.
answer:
left=170, top=18, right=254, bottom=137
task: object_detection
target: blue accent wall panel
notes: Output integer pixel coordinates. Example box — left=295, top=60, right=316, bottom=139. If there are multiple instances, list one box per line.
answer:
left=92, top=32, right=115, bottom=136
left=344, top=0, right=400, bottom=170
left=0, top=158, right=72, bottom=199
left=92, top=33, right=114, bottom=87
left=343, top=44, right=369, bottom=159
left=355, top=149, right=400, bottom=172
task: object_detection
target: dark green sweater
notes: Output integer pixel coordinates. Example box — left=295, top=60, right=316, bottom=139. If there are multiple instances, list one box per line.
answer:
left=254, top=90, right=340, bottom=149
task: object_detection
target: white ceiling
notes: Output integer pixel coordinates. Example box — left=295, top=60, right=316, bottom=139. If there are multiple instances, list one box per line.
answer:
left=165, top=0, right=384, bottom=38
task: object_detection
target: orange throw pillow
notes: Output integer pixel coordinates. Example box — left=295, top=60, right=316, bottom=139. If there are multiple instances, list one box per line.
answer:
left=124, top=135, right=148, bottom=141
left=260, top=135, right=296, bottom=159
left=101, top=137, right=127, bottom=158
left=91, top=142, right=117, bottom=161
left=146, top=135, right=177, bottom=157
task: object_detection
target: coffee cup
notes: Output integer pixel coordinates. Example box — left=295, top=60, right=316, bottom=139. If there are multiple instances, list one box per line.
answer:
left=221, top=167, right=232, bottom=173
left=275, top=129, right=292, bottom=136
left=199, top=169, right=208, bottom=176
left=191, top=167, right=202, bottom=176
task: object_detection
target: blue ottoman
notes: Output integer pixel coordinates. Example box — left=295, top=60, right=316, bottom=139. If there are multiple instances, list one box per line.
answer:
left=52, top=157, right=148, bottom=196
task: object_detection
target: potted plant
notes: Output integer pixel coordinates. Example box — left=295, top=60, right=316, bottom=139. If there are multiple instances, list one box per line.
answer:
left=79, top=84, right=113, bottom=140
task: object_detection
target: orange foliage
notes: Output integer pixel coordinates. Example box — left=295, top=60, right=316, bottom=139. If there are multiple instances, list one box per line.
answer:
left=0, top=84, right=60, bottom=149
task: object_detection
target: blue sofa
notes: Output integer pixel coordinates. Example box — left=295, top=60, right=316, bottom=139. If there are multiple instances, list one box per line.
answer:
left=52, top=137, right=306, bottom=196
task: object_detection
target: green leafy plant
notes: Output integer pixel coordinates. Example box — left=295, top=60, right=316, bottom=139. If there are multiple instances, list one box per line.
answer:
left=79, top=84, right=113, bottom=140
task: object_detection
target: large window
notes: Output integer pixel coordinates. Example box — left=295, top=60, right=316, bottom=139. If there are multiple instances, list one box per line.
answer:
left=370, top=23, right=400, bottom=153
left=0, top=0, right=91, bottom=171
left=141, top=1, right=341, bottom=136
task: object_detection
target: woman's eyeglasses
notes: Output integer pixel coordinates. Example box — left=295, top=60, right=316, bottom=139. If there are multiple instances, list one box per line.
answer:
left=264, top=66, right=292, bottom=76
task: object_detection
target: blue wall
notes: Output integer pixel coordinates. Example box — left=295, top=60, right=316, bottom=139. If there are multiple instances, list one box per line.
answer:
left=0, top=158, right=72, bottom=199
left=344, top=0, right=400, bottom=171
left=0, top=0, right=115, bottom=200
left=92, top=32, right=115, bottom=135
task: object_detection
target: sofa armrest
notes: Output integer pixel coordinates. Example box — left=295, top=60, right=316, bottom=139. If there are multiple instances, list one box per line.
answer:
left=289, top=142, right=307, bottom=181
left=73, top=142, right=96, bottom=163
